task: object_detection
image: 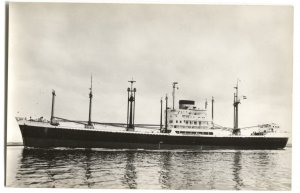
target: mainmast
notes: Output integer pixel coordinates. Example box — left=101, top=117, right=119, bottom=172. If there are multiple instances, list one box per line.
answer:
left=87, top=75, right=93, bottom=128
left=233, top=80, right=241, bottom=135
left=127, top=78, right=136, bottom=131
left=172, top=82, right=178, bottom=110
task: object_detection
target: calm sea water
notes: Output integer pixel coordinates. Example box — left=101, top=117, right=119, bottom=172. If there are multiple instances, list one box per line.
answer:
left=6, top=146, right=291, bottom=190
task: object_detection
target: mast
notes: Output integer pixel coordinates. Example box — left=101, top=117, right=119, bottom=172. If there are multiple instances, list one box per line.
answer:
left=172, top=82, right=178, bottom=110
left=127, top=88, right=130, bottom=127
left=87, top=75, right=93, bottom=126
left=165, top=94, right=168, bottom=133
left=127, top=78, right=136, bottom=130
left=233, top=80, right=241, bottom=135
left=205, top=99, right=208, bottom=109
left=133, top=89, right=136, bottom=126
left=233, top=93, right=236, bottom=129
left=50, top=90, right=56, bottom=125
left=160, top=97, right=163, bottom=131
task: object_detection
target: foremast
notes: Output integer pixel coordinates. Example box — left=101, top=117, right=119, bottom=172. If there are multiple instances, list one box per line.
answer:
left=50, top=90, right=59, bottom=126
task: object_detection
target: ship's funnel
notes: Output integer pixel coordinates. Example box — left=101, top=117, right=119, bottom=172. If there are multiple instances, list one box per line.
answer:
left=179, top=100, right=195, bottom=109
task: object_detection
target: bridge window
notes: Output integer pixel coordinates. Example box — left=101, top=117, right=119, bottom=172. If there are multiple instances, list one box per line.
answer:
left=209, top=132, right=213, bottom=135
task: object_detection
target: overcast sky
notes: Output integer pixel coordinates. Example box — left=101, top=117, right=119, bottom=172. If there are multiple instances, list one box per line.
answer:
left=7, top=3, right=293, bottom=142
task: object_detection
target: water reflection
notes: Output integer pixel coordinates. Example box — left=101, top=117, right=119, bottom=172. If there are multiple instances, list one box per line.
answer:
left=122, top=151, right=137, bottom=189
left=232, top=151, right=244, bottom=190
left=17, top=148, right=89, bottom=187
left=17, top=148, right=56, bottom=187
left=159, top=152, right=172, bottom=189
left=257, top=151, right=271, bottom=166
left=182, top=152, right=203, bottom=189
left=83, top=149, right=94, bottom=188
left=8, top=147, right=291, bottom=190
left=44, top=150, right=56, bottom=188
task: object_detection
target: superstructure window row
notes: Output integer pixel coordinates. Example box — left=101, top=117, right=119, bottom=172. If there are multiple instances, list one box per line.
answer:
left=175, top=131, right=213, bottom=135
left=169, top=120, right=208, bottom=125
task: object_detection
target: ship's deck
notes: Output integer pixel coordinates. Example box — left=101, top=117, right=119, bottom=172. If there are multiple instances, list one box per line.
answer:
left=17, top=119, right=288, bottom=139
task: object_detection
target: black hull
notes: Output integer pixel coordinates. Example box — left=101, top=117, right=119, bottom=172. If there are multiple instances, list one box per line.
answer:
left=19, top=125, right=288, bottom=150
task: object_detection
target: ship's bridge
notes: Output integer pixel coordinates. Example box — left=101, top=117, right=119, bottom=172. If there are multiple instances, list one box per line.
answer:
left=166, top=100, right=211, bottom=131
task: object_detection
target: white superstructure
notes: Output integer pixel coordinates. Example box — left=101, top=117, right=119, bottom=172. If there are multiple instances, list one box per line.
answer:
left=164, top=100, right=231, bottom=136
left=162, top=99, right=287, bottom=138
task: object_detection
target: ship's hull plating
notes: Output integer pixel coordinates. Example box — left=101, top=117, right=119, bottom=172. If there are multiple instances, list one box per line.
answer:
left=19, top=125, right=288, bottom=149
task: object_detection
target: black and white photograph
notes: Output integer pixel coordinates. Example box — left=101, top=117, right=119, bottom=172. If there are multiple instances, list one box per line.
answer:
left=5, top=1, right=294, bottom=190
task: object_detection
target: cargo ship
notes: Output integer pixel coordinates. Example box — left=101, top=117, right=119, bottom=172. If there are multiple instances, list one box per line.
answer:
left=16, top=79, right=289, bottom=149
